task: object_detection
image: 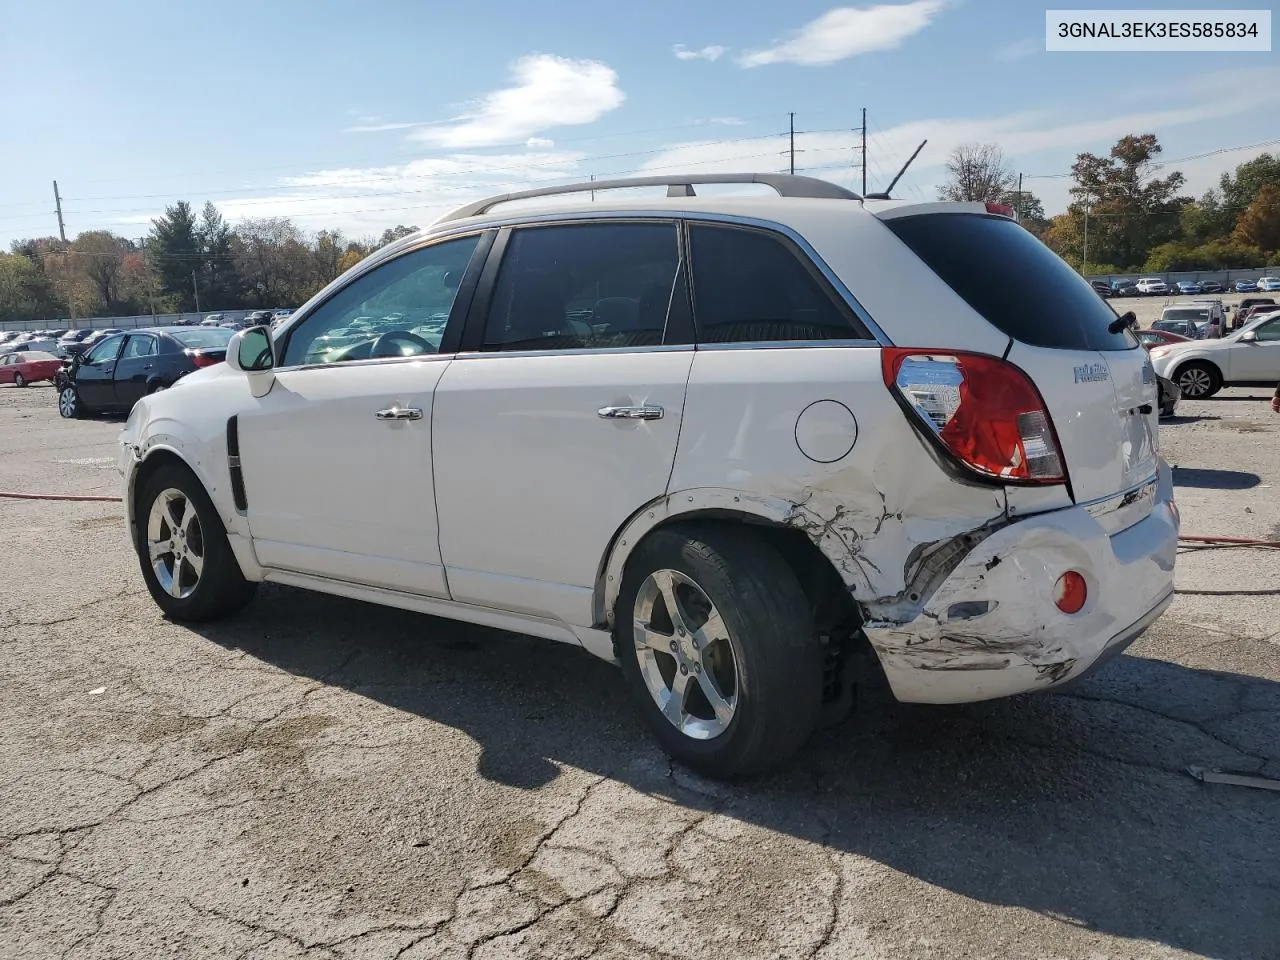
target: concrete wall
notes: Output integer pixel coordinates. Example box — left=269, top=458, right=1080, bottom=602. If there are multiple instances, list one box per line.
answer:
left=0, top=310, right=261, bottom=333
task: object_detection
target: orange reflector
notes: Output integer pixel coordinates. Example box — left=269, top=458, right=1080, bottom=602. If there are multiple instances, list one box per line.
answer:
left=1054, top=571, right=1087, bottom=614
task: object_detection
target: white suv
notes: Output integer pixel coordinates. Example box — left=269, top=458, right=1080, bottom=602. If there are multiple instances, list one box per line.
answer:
left=116, top=174, right=1178, bottom=776
left=1135, top=277, right=1169, bottom=295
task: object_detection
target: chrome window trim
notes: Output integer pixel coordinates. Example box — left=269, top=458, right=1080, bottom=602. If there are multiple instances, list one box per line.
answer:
left=281, top=352, right=458, bottom=375
left=454, top=343, right=692, bottom=361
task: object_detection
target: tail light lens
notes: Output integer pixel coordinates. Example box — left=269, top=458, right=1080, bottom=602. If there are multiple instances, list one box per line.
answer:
left=188, top=350, right=221, bottom=368
left=882, top=348, right=1067, bottom=485
left=985, top=202, right=1015, bottom=218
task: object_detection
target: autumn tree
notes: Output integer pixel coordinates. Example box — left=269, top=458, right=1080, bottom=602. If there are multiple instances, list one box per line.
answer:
left=938, top=144, right=1015, bottom=202
left=68, top=231, right=132, bottom=312
left=1218, top=153, right=1280, bottom=225
left=1233, top=183, right=1280, bottom=254
left=378, top=225, right=419, bottom=247
left=1065, top=134, right=1188, bottom=269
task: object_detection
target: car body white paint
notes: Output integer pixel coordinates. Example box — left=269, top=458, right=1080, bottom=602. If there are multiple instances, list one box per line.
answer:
left=1149, top=312, right=1280, bottom=385
left=118, top=187, right=1177, bottom=707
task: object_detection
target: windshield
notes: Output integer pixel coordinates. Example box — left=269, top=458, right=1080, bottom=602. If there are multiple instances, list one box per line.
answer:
left=171, top=328, right=233, bottom=349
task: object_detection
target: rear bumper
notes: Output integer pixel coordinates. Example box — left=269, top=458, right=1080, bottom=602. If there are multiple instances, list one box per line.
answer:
left=864, top=460, right=1178, bottom=704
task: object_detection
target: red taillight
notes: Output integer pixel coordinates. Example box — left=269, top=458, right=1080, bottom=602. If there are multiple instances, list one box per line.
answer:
left=881, top=348, right=1067, bottom=485
left=985, top=202, right=1015, bottom=218
left=188, top=351, right=221, bottom=368
left=1053, top=571, right=1087, bottom=614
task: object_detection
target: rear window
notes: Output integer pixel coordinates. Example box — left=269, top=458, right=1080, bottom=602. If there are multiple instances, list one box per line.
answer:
left=886, top=213, right=1138, bottom=351
left=171, top=328, right=233, bottom=349
left=1163, top=308, right=1208, bottom=322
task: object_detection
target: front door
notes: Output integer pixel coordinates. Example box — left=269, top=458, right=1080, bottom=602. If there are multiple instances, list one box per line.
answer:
left=433, top=220, right=692, bottom=627
left=113, top=333, right=159, bottom=409
left=1228, top=316, right=1280, bottom=381
left=237, top=233, right=486, bottom=597
left=75, top=334, right=125, bottom=408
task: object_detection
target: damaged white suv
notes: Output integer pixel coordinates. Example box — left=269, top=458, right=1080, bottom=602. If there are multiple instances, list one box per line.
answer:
left=118, top=174, right=1177, bottom=776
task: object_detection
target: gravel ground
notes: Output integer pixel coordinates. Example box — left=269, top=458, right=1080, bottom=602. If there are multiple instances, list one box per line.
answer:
left=2, top=378, right=1278, bottom=960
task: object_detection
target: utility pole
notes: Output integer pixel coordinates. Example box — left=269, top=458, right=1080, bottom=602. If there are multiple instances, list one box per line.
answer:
left=53, top=180, right=67, bottom=242
left=589, top=174, right=595, bottom=202
left=860, top=107, right=867, bottom=196
left=192, top=270, right=202, bottom=313
left=1016, top=172, right=1023, bottom=221
left=789, top=112, right=795, bottom=175
left=1082, top=202, right=1090, bottom=277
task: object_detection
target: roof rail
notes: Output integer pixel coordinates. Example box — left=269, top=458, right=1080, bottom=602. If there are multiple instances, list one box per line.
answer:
left=435, top=173, right=861, bottom=223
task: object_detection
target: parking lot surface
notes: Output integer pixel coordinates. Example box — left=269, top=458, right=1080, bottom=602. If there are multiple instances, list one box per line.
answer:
left=2, top=379, right=1278, bottom=960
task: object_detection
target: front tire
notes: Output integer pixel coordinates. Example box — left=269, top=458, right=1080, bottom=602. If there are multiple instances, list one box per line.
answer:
left=136, top=462, right=256, bottom=621
left=1174, top=361, right=1221, bottom=399
left=616, top=525, right=823, bottom=778
left=58, top=385, right=83, bottom=418
left=14, top=372, right=26, bottom=388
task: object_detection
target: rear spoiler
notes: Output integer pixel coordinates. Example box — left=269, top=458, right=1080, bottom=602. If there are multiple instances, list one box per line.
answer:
left=868, top=200, right=1017, bottom=221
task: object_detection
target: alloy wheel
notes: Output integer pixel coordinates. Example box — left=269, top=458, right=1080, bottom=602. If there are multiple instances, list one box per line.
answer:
left=58, top=387, right=78, bottom=417
left=146, top=488, right=205, bottom=600
left=1177, top=367, right=1213, bottom=398
left=632, top=568, right=739, bottom=740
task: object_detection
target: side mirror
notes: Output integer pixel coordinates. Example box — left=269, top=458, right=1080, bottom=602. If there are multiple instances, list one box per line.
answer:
left=227, top=326, right=276, bottom=397
left=1239, top=330, right=1259, bottom=343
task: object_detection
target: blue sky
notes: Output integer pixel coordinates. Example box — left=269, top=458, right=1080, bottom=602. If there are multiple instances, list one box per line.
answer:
left=1, top=0, right=1276, bottom=244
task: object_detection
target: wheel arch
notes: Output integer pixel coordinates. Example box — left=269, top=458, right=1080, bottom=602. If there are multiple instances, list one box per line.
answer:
left=1170, top=356, right=1223, bottom=388
left=594, top=488, right=868, bottom=630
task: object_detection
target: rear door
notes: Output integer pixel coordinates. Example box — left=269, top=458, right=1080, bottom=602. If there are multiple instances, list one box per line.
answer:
left=113, top=333, right=159, bottom=407
left=881, top=210, right=1157, bottom=504
left=432, top=220, right=692, bottom=626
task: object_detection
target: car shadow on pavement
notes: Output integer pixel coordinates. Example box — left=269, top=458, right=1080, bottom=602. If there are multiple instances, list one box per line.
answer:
left=187, top=585, right=1279, bottom=960
left=1171, top=466, right=1262, bottom=490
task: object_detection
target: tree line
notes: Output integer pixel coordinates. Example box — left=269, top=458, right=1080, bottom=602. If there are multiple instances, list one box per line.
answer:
left=938, top=135, right=1280, bottom=275
left=0, top=201, right=419, bottom=322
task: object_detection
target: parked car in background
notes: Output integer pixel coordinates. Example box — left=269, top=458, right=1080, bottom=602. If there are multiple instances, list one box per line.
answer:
left=1111, top=280, right=1138, bottom=296
left=0, top=336, right=59, bottom=356
left=1235, top=279, right=1258, bottom=293
left=115, top=175, right=1178, bottom=775
left=1137, top=328, right=1191, bottom=349
left=1150, top=310, right=1280, bottom=398
left=57, top=326, right=233, bottom=419
left=1257, top=277, right=1280, bottom=292
left=0, top=331, right=23, bottom=344
left=271, top=308, right=294, bottom=323
left=243, top=310, right=274, bottom=326
left=1199, top=280, right=1223, bottom=294
left=1090, top=280, right=1112, bottom=299
left=1154, top=305, right=1220, bottom=339
left=1235, top=298, right=1277, bottom=330
left=1135, top=277, right=1169, bottom=295
left=0, top=350, right=63, bottom=387
left=56, top=329, right=96, bottom=359
left=1175, top=280, right=1202, bottom=295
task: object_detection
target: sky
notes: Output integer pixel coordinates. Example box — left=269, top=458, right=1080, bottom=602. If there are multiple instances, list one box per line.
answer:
left=1, top=0, right=1277, bottom=246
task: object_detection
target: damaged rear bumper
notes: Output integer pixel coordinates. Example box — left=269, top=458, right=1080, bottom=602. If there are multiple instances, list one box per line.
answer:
left=863, top=461, right=1178, bottom=704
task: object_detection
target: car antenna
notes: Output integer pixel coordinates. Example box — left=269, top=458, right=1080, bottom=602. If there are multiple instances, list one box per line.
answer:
left=863, top=139, right=927, bottom=201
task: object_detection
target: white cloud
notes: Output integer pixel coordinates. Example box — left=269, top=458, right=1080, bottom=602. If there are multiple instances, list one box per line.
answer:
left=408, top=54, right=624, bottom=149
left=344, top=120, right=430, bottom=133
left=526, top=137, right=556, bottom=149
left=673, top=44, right=727, bottom=61
left=739, top=1, right=947, bottom=67
left=995, top=37, right=1039, bottom=61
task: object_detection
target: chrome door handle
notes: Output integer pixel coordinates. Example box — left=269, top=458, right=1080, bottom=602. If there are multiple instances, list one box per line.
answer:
left=375, top=406, right=423, bottom=421
left=597, top=404, right=663, bottom=421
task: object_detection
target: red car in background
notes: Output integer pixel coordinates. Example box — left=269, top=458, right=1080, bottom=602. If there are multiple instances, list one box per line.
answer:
left=1136, top=328, right=1191, bottom=350
left=0, top=350, right=64, bottom=387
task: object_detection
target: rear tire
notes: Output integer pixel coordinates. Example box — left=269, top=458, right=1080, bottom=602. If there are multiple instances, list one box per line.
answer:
left=616, top=524, right=823, bottom=778
left=58, top=385, right=83, bottom=419
left=136, top=462, right=257, bottom=622
left=1174, top=361, right=1221, bottom=399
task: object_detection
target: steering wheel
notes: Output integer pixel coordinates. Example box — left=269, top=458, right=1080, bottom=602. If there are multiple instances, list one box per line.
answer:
left=370, top=330, right=433, bottom=358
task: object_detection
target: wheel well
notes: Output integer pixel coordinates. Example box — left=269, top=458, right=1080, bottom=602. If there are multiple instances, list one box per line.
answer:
left=1172, top=357, right=1222, bottom=381
left=619, top=513, right=863, bottom=634
left=130, top=450, right=190, bottom=540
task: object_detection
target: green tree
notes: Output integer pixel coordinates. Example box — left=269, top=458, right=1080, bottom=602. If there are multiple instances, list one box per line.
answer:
left=148, top=201, right=201, bottom=309
left=1233, top=183, right=1280, bottom=254
left=197, top=202, right=239, bottom=308
left=1068, top=134, right=1188, bottom=269
left=377, top=225, right=419, bottom=247
left=69, top=231, right=133, bottom=313
left=1218, top=153, right=1280, bottom=225
left=312, top=230, right=347, bottom=286
left=1006, top=190, right=1048, bottom=237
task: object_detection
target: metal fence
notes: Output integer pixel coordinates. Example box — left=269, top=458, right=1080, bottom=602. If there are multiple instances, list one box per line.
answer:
left=0, top=310, right=261, bottom=333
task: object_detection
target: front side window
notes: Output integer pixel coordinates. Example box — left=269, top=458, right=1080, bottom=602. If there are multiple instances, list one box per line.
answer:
left=688, top=224, right=869, bottom=344
left=122, top=335, right=157, bottom=359
left=84, top=336, right=124, bottom=364
left=482, top=222, right=679, bottom=352
left=1254, top=318, right=1280, bottom=342
left=282, top=234, right=482, bottom=367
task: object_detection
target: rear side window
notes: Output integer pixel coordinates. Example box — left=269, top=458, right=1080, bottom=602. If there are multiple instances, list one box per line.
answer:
left=688, top=225, right=870, bottom=343
left=886, top=214, right=1137, bottom=351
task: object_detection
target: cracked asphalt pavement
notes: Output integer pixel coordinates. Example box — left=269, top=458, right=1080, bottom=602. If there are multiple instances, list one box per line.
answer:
left=2, top=378, right=1278, bottom=960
